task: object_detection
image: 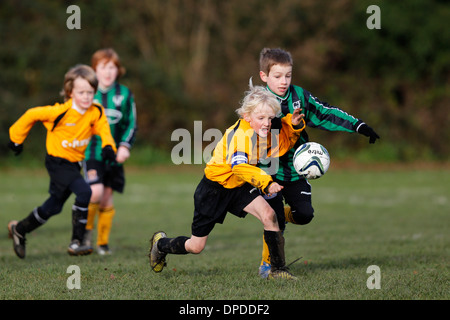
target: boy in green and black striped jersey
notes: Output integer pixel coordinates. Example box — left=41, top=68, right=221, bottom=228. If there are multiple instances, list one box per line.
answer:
left=257, top=48, right=380, bottom=278
left=84, top=48, right=137, bottom=255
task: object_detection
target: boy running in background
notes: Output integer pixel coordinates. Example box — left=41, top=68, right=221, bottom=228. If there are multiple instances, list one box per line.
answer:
left=84, top=48, right=137, bottom=255
left=7, top=64, right=117, bottom=258
left=149, top=85, right=305, bottom=280
left=257, top=48, right=380, bottom=277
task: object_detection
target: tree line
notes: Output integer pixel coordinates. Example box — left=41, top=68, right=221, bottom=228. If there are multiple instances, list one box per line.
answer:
left=1, top=0, right=448, bottom=163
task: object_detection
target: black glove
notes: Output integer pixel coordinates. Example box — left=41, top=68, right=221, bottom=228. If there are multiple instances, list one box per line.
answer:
left=101, top=145, right=116, bottom=162
left=357, top=123, right=380, bottom=144
left=8, top=140, right=23, bottom=156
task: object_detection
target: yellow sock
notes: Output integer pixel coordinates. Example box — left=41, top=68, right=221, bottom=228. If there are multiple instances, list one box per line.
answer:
left=261, top=234, right=270, bottom=265
left=86, top=202, right=99, bottom=230
left=284, top=205, right=296, bottom=223
left=97, top=206, right=115, bottom=246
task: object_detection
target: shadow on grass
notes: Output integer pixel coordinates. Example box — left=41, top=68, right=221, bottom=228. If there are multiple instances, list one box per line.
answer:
left=290, top=252, right=441, bottom=275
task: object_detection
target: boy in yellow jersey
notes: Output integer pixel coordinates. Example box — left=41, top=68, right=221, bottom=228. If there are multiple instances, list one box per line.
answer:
left=149, top=85, right=305, bottom=279
left=7, top=64, right=117, bottom=259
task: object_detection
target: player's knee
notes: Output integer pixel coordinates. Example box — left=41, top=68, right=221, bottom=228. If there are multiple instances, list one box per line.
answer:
left=189, top=242, right=205, bottom=254
left=36, top=206, right=57, bottom=220
left=294, top=212, right=314, bottom=225
left=39, top=197, right=64, bottom=218
left=291, top=204, right=314, bottom=225
left=186, top=237, right=206, bottom=254
left=75, top=188, right=92, bottom=207
left=89, top=183, right=104, bottom=203
left=260, top=207, right=278, bottom=230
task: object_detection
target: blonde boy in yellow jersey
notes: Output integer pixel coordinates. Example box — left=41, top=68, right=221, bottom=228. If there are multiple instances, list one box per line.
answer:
left=149, top=85, right=305, bottom=279
left=7, top=64, right=117, bottom=259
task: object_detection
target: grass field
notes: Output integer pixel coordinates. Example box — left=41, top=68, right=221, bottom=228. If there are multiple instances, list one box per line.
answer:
left=0, top=164, right=448, bottom=303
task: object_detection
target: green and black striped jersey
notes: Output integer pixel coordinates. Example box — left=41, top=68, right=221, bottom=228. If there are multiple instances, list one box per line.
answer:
left=85, top=82, right=137, bottom=164
left=262, top=84, right=364, bottom=182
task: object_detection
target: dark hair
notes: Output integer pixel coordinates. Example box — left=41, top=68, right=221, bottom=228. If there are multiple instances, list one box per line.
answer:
left=259, top=48, right=293, bottom=75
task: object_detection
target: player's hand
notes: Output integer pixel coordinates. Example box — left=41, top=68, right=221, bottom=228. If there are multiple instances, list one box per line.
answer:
left=116, top=145, right=130, bottom=164
left=291, top=108, right=305, bottom=128
left=8, top=140, right=23, bottom=156
left=357, top=123, right=380, bottom=144
left=101, top=145, right=116, bottom=162
left=264, top=182, right=284, bottom=195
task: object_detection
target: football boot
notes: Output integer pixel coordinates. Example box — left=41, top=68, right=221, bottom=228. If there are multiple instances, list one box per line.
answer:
left=68, top=239, right=93, bottom=256
left=8, top=220, right=26, bottom=259
left=267, top=267, right=297, bottom=280
left=97, top=244, right=112, bottom=255
left=258, top=261, right=271, bottom=279
left=149, top=231, right=167, bottom=272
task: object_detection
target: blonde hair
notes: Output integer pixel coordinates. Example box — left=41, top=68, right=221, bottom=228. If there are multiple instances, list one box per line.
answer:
left=91, top=48, right=126, bottom=79
left=259, top=47, right=293, bottom=75
left=60, top=64, right=98, bottom=101
left=235, top=84, right=281, bottom=118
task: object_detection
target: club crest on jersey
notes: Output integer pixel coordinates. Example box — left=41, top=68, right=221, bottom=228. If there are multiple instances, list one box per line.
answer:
left=113, top=95, right=124, bottom=107
left=293, top=100, right=302, bottom=110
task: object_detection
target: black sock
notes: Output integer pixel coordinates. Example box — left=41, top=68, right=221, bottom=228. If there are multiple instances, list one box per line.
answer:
left=16, top=208, right=44, bottom=235
left=157, top=236, right=189, bottom=254
left=263, top=230, right=286, bottom=270
left=72, top=204, right=88, bottom=242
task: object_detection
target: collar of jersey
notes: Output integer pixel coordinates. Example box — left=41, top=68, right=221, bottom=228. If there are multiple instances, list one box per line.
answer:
left=98, top=82, right=117, bottom=94
left=266, top=85, right=290, bottom=101
left=71, top=99, right=87, bottom=115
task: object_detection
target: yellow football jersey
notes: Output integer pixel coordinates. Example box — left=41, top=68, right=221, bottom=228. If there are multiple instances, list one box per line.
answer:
left=9, top=99, right=116, bottom=162
left=204, top=113, right=304, bottom=192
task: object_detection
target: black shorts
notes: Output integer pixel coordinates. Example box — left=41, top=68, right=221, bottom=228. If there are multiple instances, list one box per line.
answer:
left=45, top=154, right=84, bottom=197
left=85, top=159, right=125, bottom=193
left=191, top=176, right=260, bottom=237
left=266, top=177, right=314, bottom=226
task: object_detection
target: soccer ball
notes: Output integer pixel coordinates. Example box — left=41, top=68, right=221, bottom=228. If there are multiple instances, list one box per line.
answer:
left=293, top=142, right=330, bottom=179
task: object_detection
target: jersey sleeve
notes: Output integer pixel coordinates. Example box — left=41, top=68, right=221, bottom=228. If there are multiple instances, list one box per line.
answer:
left=303, top=89, right=360, bottom=133
left=267, top=113, right=305, bottom=158
left=9, top=105, right=61, bottom=144
left=231, top=163, right=273, bottom=191
left=119, top=91, right=137, bottom=149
